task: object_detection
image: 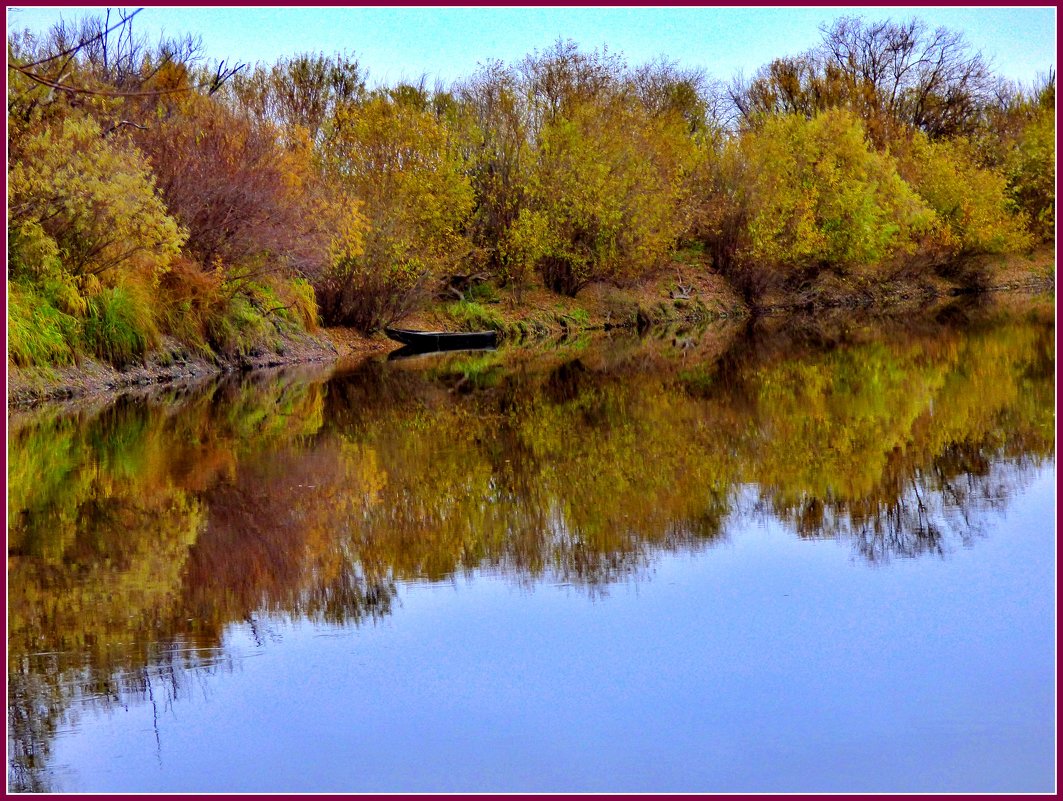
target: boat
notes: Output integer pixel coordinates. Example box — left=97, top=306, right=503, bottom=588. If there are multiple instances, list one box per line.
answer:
left=384, top=327, right=498, bottom=352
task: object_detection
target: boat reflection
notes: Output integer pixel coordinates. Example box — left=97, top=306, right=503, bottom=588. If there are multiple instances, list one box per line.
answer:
left=387, top=343, right=498, bottom=361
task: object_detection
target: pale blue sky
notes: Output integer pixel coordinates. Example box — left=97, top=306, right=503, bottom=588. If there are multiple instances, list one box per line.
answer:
left=7, top=6, right=1057, bottom=88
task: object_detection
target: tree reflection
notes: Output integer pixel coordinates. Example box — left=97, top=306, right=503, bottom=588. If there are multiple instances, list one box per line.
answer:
left=7, top=300, right=1055, bottom=788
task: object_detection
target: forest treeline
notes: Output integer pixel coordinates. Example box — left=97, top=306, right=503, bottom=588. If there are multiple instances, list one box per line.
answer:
left=7, top=12, right=1056, bottom=368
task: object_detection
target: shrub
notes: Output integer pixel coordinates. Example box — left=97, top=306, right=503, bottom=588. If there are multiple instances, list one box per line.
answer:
left=518, top=99, right=694, bottom=296
left=317, top=94, right=474, bottom=331
left=289, top=278, right=319, bottom=330
left=896, top=132, right=1033, bottom=257
left=205, top=294, right=276, bottom=358
left=738, top=110, right=933, bottom=273
left=157, top=256, right=226, bottom=355
left=1005, top=106, right=1055, bottom=242
left=8, top=115, right=185, bottom=283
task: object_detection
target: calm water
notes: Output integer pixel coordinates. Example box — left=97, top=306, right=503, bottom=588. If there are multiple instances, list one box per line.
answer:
left=7, top=302, right=1056, bottom=792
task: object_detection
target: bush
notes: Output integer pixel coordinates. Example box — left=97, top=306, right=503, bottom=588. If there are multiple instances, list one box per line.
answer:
left=157, top=256, right=226, bottom=356
left=317, top=94, right=473, bottom=331
left=289, top=278, right=319, bottom=330
left=517, top=99, right=693, bottom=296
left=1005, top=107, right=1055, bottom=242
left=205, top=294, right=276, bottom=358
left=738, top=110, right=932, bottom=272
left=696, top=110, right=934, bottom=304
left=897, top=132, right=1033, bottom=257
left=8, top=115, right=185, bottom=283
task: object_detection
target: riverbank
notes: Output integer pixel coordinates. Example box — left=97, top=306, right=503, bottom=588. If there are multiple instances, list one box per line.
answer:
left=7, top=247, right=1054, bottom=408
left=6, top=327, right=389, bottom=408
left=404, top=246, right=1055, bottom=333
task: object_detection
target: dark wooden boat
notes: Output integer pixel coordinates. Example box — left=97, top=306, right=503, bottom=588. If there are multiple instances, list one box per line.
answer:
left=384, top=327, right=497, bottom=351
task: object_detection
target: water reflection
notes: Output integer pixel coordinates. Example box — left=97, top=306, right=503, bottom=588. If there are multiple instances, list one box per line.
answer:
left=7, top=299, right=1055, bottom=790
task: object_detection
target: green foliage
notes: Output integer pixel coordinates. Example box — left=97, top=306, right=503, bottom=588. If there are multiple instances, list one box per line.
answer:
left=445, top=300, right=505, bottom=332
left=289, top=277, right=320, bottom=330
left=82, top=285, right=160, bottom=367
left=1005, top=105, right=1055, bottom=242
left=466, top=280, right=501, bottom=304
left=206, top=294, right=277, bottom=358
left=519, top=97, right=694, bottom=295
left=565, top=307, right=590, bottom=327
left=7, top=281, right=79, bottom=367
left=5, top=13, right=1053, bottom=364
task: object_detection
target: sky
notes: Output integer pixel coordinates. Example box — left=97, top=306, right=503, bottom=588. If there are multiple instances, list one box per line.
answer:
left=6, top=6, right=1057, bottom=88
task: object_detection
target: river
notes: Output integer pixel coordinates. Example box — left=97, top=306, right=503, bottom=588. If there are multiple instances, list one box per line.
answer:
left=7, top=299, right=1056, bottom=792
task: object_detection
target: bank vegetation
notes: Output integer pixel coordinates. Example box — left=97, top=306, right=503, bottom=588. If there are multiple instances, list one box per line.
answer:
left=7, top=12, right=1055, bottom=371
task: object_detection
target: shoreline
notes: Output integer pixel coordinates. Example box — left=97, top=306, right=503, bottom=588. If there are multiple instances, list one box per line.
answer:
left=7, top=260, right=1054, bottom=410
left=6, top=327, right=392, bottom=409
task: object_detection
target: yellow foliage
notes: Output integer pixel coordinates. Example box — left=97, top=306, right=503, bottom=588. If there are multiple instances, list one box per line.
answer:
left=8, top=114, right=186, bottom=283
left=896, top=132, right=1034, bottom=256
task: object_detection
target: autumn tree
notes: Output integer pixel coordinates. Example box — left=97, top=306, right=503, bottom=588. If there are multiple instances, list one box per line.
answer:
left=975, top=72, right=1056, bottom=242
left=694, top=110, right=934, bottom=304
left=510, top=94, right=693, bottom=295
left=455, top=61, right=533, bottom=284
left=228, top=52, right=366, bottom=142
left=733, top=17, right=995, bottom=144
left=316, top=91, right=474, bottom=330
left=492, top=44, right=698, bottom=296
left=894, top=131, right=1033, bottom=268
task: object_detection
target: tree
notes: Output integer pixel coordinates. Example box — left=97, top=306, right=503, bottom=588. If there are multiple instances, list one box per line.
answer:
left=977, top=72, right=1056, bottom=242
left=316, top=93, right=474, bottom=330
left=895, top=131, right=1033, bottom=262
left=456, top=61, right=533, bottom=284
left=733, top=17, right=995, bottom=144
left=694, top=110, right=934, bottom=304
left=512, top=94, right=693, bottom=295
left=228, top=52, right=365, bottom=143
left=8, top=114, right=185, bottom=289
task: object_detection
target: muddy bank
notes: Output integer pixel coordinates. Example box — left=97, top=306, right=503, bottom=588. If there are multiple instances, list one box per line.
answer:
left=7, top=327, right=394, bottom=408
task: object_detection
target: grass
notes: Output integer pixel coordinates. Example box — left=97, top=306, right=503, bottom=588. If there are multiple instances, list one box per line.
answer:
left=8, top=281, right=79, bottom=367
left=445, top=299, right=505, bottom=332
left=82, top=285, right=159, bottom=367
left=206, top=294, right=276, bottom=358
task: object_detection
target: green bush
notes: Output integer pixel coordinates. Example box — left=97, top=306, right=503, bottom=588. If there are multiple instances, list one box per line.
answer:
left=738, top=110, right=932, bottom=271
left=206, top=294, right=276, bottom=357
left=897, top=132, right=1033, bottom=256
left=466, top=281, right=501, bottom=304
left=1005, top=107, right=1055, bottom=242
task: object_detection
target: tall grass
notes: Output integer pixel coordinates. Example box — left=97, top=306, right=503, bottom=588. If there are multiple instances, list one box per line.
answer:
left=8, top=281, right=79, bottom=367
left=82, top=285, right=160, bottom=367
left=206, top=294, right=276, bottom=357
left=445, top=299, right=504, bottom=331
